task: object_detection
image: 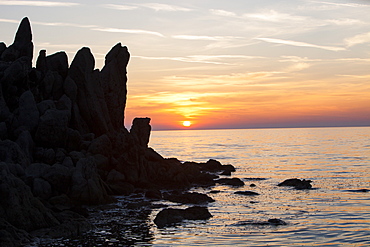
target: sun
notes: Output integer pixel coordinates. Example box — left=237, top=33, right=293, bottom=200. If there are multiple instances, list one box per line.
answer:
left=182, top=121, right=191, bottom=127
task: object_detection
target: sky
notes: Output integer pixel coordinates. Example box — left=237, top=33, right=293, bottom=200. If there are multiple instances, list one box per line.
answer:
left=1, top=0, right=370, bottom=130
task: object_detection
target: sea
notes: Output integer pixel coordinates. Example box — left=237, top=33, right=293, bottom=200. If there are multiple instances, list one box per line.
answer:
left=147, top=127, right=370, bottom=246
left=38, top=127, right=370, bottom=247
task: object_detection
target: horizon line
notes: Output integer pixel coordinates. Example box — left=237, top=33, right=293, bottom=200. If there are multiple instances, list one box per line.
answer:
left=149, top=124, right=370, bottom=131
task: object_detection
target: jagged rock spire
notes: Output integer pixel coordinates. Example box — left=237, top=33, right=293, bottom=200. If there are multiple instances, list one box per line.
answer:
left=1, top=17, right=34, bottom=61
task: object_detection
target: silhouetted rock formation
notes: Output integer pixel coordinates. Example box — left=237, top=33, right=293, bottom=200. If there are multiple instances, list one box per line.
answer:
left=0, top=17, right=230, bottom=245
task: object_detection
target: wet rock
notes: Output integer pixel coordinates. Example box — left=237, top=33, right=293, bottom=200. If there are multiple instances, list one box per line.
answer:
left=163, top=191, right=214, bottom=204
left=278, top=178, right=312, bottom=190
left=220, top=170, right=231, bottom=176
left=145, top=189, right=162, bottom=200
left=154, top=206, right=212, bottom=228
left=234, top=191, right=260, bottom=196
left=215, top=177, right=244, bottom=187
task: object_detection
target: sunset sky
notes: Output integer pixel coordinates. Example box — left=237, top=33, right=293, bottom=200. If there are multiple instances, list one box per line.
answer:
left=1, top=0, right=370, bottom=130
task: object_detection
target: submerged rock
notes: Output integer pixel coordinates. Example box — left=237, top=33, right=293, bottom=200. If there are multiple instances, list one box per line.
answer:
left=346, top=189, right=369, bottom=193
left=215, top=177, right=245, bottom=187
left=234, top=191, right=260, bottom=196
left=234, top=218, right=287, bottom=226
left=163, top=191, right=215, bottom=204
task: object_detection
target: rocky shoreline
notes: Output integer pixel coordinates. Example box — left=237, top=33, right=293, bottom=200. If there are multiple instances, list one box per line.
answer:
left=0, top=18, right=238, bottom=246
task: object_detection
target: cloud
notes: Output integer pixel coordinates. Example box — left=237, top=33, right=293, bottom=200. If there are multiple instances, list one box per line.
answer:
left=256, top=37, right=345, bottom=51
left=172, top=35, right=226, bottom=41
left=327, top=18, right=365, bottom=26
left=171, top=35, right=254, bottom=49
left=136, top=3, right=192, bottom=12
left=135, top=55, right=262, bottom=65
left=0, top=18, right=98, bottom=28
left=243, top=10, right=306, bottom=22
left=210, top=9, right=237, bottom=17
left=102, top=4, right=137, bottom=11
left=0, top=0, right=79, bottom=7
left=91, top=28, right=164, bottom=37
left=309, top=1, right=369, bottom=8
left=345, top=32, right=370, bottom=47
left=0, top=18, right=164, bottom=37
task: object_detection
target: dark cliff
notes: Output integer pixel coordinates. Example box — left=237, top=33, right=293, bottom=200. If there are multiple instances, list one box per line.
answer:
left=0, top=17, right=224, bottom=246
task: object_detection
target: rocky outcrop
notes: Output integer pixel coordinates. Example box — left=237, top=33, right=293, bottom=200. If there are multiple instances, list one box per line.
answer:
left=0, top=17, right=234, bottom=245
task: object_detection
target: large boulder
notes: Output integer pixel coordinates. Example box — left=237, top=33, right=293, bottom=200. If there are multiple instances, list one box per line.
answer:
left=35, top=109, right=69, bottom=147
left=0, top=163, right=59, bottom=232
left=69, top=157, right=112, bottom=204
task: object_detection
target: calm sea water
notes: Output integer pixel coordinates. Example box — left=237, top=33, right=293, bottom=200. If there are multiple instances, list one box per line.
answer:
left=148, top=127, right=370, bottom=246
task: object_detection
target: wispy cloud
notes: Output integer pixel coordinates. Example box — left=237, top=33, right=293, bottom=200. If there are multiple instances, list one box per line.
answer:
left=0, top=18, right=164, bottom=37
left=136, top=3, right=192, bottom=12
left=102, top=4, right=137, bottom=11
left=102, top=3, right=192, bottom=12
left=327, top=18, right=365, bottom=26
left=0, top=0, right=79, bottom=7
left=210, top=9, right=237, bottom=17
left=135, top=55, right=262, bottom=65
left=0, top=18, right=98, bottom=28
left=92, top=27, right=164, bottom=37
left=172, top=35, right=228, bottom=41
left=256, top=37, right=345, bottom=51
left=345, top=32, right=370, bottom=47
left=309, top=1, right=370, bottom=8
left=243, top=10, right=306, bottom=22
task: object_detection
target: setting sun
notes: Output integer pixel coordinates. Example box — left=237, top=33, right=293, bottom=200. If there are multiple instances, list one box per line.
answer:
left=182, top=121, right=191, bottom=127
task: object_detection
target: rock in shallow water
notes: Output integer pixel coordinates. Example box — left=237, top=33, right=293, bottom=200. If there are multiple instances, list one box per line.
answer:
left=277, top=178, right=312, bottom=190
left=154, top=206, right=212, bottom=228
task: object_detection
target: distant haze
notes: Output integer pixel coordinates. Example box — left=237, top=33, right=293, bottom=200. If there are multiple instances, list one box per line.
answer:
left=1, top=0, right=369, bottom=130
